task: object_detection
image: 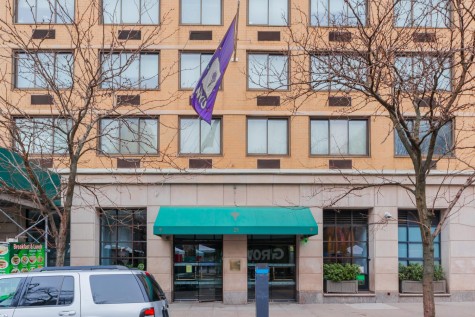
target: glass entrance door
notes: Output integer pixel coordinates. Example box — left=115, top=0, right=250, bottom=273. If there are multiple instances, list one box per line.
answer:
left=247, top=235, right=296, bottom=301
left=173, top=236, right=223, bottom=301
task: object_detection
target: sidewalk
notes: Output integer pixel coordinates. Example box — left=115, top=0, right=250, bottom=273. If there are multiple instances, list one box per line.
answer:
left=168, top=301, right=475, bottom=317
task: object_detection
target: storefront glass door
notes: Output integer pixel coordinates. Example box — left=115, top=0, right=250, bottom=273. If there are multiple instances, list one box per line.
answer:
left=247, top=235, right=296, bottom=301
left=173, top=235, right=223, bottom=301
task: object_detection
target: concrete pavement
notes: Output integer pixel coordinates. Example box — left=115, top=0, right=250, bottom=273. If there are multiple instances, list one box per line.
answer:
left=168, top=301, right=475, bottom=317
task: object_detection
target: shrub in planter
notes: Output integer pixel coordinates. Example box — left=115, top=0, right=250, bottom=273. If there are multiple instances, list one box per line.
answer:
left=399, top=263, right=446, bottom=293
left=324, top=263, right=360, bottom=293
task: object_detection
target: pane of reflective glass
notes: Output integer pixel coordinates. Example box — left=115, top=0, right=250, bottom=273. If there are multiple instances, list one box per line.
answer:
left=16, top=54, right=35, bottom=88
left=348, top=120, right=367, bottom=155
left=398, top=242, right=408, bottom=258
left=310, top=0, right=328, bottom=26
left=268, top=55, right=288, bottom=90
left=329, top=0, right=345, bottom=25
left=408, top=243, right=423, bottom=258
left=329, top=120, right=348, bottom=155
left=122, top=0, right=140, bottom=23
left=249, top=0, right=267, bottom=25
left=182, top=0, right=201, bottom=23
left=56, top=53, right=74, bottom=88
left=56, top=0, right=75, bottom=23
left=139, top=119, right=158, bottom=153
left=17, top=0, right=36, bottom=23
left=120, top=118, right=140, bottom=154
left=408, top=227, right=422, bottom=242
left=311, top=55, right=329, bottom=90
left=53, top=118, right=71, bottom=153
left=247, top=119, right=267, bottom=154
left=310, top=120, right=329, bottom=155
left=36, top=0, right=54, bottom=23
left=19, top=276, right=63, bottom=306
left=202, top=0, right=221, bottom=24
left=36, top=53, right=55, bottom=88
left=434, top=242, right=440, bottom=258
left=248, top=54, right=268, bottom=89
left=180, top=118, right=200, bottom=153
left=394, top=0, right=411, bottom=27
left=353, top=226, right=367, bottom=241
left=140, top=54, right=159, bottom=88
left=141, top=0, right=159, bottom=24
left=103, top=0, right=120, bottom=23
left=180, top=53, right=201, bottom=88
left=268, top=119, right=287, bottom=154
left=201, top=119, right=220, bottom=154
left=121, top=54, right=140, bottom=88
left=101, top=119, right=120, bottom=154
left=269, top=0, right=287, bottom=25
left=398, top=227, right=407, bottom=241
left=34, top=118, right=53, bottom=153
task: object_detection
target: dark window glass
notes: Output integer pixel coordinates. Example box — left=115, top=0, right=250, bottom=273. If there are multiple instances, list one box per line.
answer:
left=0, top=277, right=23, bottom=308
left=137, top=274, right=166, bottom=301
left=100, top=209, right=147, bottom=269
left=89, top=274, right=145, bottom=304
left=19, top=276, right=73, bottom=307
left=323, top=210, right=369, bottom=291
left=398, top=210, right=441, bottom=265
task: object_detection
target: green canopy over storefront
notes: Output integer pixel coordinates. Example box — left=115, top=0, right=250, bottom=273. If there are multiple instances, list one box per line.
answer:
left=154, top=206, right=318, bottom=236
left=0, top=148, right=62, bottom=206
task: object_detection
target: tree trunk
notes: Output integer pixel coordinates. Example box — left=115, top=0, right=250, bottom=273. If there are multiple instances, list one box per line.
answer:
left=416, top=178, right=436, bottom=317
left=55, top=215, right=69, bottom=266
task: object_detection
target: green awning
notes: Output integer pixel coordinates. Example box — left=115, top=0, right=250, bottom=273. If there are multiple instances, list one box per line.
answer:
left=0, top=148, right=62, bottom=206
left=154, top=206, right=318, bottom=236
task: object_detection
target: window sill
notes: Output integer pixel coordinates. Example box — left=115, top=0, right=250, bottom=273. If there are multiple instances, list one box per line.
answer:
left=247, top=24, right=288, bottom=27
left=399, top=293, right=451, bottom=297
left=101, top=23, right=162, bottom=26
left=178, top=154, right=222, bottom=157
left=179, top=23, right=223, bottom=27
left=323, top=292, right=375, bottom=297
left=310, top=155, right=370, bottom=158
left=14, top=23, right=73, bottom=25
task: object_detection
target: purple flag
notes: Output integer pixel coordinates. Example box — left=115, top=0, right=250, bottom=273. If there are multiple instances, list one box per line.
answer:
left=191, top=17, right=237, bottom=123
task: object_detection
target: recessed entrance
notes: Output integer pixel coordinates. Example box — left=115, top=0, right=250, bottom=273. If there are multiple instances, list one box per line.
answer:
left=173, top=235, right=223, bottom=302
left=247, top=235, right=296, bottom=301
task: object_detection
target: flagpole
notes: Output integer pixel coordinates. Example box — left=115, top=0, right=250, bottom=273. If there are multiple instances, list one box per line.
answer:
left=233, top=0, right=240, bottom=62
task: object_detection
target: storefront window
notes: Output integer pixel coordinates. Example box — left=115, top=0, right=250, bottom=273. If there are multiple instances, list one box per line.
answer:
left=323, top=210, right=369, bottom=291
left=100, top=209, right=147, bottom=269
left=247, top=235, right=296, bottom=301
left=173, top=235, right=223, bottom=301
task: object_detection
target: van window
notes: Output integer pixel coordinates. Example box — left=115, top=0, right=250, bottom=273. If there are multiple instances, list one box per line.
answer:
left=137, top=273, right=166, bottom=301
left=90, top=274, right=146, bottom=304
left=19, top=276, right=74, bottom=307
left=0, top=277, right=22, bottom=308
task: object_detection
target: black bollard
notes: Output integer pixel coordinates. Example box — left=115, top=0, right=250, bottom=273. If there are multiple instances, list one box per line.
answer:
left=255, top=263, right=269, bottom=317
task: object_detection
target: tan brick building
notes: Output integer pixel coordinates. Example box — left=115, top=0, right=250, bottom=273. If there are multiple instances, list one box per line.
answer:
left=0, top=0, right=474, bottom=305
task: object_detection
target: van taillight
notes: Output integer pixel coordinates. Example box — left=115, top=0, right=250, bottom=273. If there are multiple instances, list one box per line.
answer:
left=140, top=307, right=155, bottom=317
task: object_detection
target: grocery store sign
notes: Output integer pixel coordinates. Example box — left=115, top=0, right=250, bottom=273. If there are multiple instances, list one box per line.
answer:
left=248, top=247, right=285, bottom=262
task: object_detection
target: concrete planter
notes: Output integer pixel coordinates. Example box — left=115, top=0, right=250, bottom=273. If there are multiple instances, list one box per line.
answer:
left=326, top=280, right=358, bottom=293
left=400, top=280, right=446, bottom=294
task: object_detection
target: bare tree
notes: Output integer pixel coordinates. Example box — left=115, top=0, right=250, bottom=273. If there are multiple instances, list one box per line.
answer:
left=0, top=0, right=178, bottom=266
left=283, top=1, right=475, bottom=316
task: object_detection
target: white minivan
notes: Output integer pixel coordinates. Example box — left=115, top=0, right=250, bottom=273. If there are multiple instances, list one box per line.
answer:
left=0, top=266, right=169, bottom=317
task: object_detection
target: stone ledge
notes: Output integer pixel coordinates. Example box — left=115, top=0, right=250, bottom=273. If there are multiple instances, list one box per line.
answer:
left=324, top=293, right=376, bottom=297
left=399, top=293, right=451, bottom=297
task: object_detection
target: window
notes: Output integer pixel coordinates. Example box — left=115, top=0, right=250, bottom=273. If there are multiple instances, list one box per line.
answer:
left=16, top=0, right=74, bottom=23
left=103, top=0, right=159, bottom=24
left=90, top=274, right=146, bottom=304
left=247, top=118, right=288, bottom=155
left=100, top=118, right=158, bottom=155
left=310, top=0, right=366, bottom=26
left=0, top=277, right=23, bottom=308
left=180, top=118, right=221, bottom=155
left=311, top=119, right=368, bottom=156
left=311, top=54, right=366, bottom=91
left=394, top=120, right=452, bottom=156
left=395, top=0, right=449, bottom=28
left=248, top=53, right=288, bottom=90
left=323, top=210, right=369, bottom=291
left=15, top=117, right=71, bottom=154
left=398, top=210, right=441, bottom=265
left=100, top=209, right=147, bottom=269
left=101, top=52, right=159, bottom=89
left=394, top=55, right=451, bottom=91
left=248, top=0, right=288, bottom=26
left=181, top=0, right=221, bottom=25
left=15, top=52, right=74, bottom=89
left=180, top=52, right=212, bottom=89
left=19, top=276, right=74, bottom=306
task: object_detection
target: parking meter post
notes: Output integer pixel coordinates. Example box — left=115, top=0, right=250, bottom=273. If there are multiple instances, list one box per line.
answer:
left=255, top=263, right=269, bottom=317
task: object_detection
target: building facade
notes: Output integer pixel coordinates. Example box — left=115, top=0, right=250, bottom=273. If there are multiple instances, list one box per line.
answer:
left=0, top=0, right=474, bottom=305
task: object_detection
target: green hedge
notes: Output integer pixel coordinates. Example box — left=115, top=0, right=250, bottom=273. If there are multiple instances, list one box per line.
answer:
left=323, top=263, right=360, bottom=282
left=398, top=263, right=445, bottom=281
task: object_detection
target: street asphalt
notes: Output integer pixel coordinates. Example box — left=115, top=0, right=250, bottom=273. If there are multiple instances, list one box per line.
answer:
left=168, top=301, right=475, bottom=317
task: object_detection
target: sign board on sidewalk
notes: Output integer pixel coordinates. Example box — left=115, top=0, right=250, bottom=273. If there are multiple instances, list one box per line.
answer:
left=0, top=243, right=45, bottom=274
